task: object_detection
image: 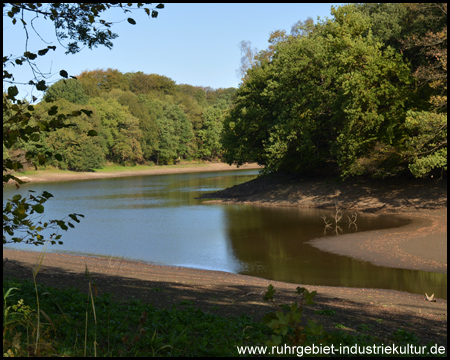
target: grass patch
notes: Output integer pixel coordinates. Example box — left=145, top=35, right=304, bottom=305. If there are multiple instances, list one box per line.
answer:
left=13, top=162, right=215, bottom=178
left=3, top=277, right=446, bottom=357
left=15, top=168, right=70, bottom=177
left=92, top=162, right=211, bottom=173
left=3, top=278, right=269, bottom=357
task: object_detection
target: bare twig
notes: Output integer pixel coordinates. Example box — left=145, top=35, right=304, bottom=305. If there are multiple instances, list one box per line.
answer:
left=347, top=212, right=358, bottom=232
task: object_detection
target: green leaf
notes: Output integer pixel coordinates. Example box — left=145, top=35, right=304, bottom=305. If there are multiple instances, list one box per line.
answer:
left=32, top=204, right=45, bottom=214
left=36, top=80, right=47, bottom=91
left=54, top=154, right=63, bottom=161
left=3, top=70, right=13, bottom=79
left=87, top=130, right=98, bottom=137
left=12, top=194, right=22, bottom=202
left=156, top=4, right=164, bottom=9
left=7, top=86, right=19, bottom=98
left=69, top=214, right=82, bottom=223
left=264, top=284, right=276, bottom=301
left=24, top=51, right=37, bottom=60
left=38, top=48, right=49, bottom=56
left=127, top=17, right=136, bottom=25
left=41, top=191, right=54, bottom=199
left=48, top=106, right=58, bottom=116
left=151, top=10, right=158, bottom=18
left=56, top=220, right=68, bottom=231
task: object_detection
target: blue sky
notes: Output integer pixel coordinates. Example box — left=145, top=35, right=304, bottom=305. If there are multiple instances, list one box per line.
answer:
left=4, top=3, right=342, bottom=101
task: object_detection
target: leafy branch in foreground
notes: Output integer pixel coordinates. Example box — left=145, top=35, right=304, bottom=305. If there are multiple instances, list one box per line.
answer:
left=263, top=285, right=330, bottom=348
left=3, top=190, right=84, bottom=246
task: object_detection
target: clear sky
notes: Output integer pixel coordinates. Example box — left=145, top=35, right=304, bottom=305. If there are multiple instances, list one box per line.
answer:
left=4, top=3, right=343, bottom=101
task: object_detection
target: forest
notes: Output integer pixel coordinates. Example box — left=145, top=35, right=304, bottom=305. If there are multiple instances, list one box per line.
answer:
left=4, top=3, right=447, bottom=179
left=223, top=3, right=447, bottom=179
left=4, top=69, right=236, bottom=171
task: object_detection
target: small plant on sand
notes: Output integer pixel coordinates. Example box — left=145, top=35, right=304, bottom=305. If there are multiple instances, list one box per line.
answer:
left=3, top=285, right=57, bottom=357
left=3, top=287, right=33, bottom=357
left=314, top=309, right=336, bottom=316
left=262, top=285, right=330, bottom=348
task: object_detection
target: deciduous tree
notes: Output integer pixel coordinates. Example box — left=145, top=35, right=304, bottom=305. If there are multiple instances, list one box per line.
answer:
left=223, top=4, right=415, bottom=178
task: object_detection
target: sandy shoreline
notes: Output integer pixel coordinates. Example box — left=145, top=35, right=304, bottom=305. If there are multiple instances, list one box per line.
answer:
left=309, top=209, right=447, bottom=274
left=5, top=162, right=263, bottom=184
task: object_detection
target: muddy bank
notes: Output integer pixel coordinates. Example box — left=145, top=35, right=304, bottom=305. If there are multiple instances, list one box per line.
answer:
left=201, top=173, right=447, bottom=212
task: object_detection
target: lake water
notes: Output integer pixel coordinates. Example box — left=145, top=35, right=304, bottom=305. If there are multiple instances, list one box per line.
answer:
left=3, top=169, right=446, bottom=298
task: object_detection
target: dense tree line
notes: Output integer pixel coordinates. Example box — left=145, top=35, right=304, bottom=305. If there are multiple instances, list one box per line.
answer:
left=5, top=69, right=236, bottom=171
left=5, top=3, right=446, bottom=178
left=223, top=3, right=447, bottom=178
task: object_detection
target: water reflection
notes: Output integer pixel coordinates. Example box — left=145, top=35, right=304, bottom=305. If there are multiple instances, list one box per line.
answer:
left=221, top=205, right=447, bottom=298
left=3, top=169, right=446, bottom=299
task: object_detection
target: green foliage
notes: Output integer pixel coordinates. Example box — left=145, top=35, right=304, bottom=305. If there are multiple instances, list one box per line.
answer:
left=7, top=68, right=237, bottom=170
left=89, top=97, right=143, bottom=164
left=2, top=278, right=270, bottom=357
left=52, top=69, right=236, bottom=165
left=3, top=190, right=84, bottom=246
left=137, top=95, right=163, bottom=160
left=401, top=110, right=447, bottom=177
left=44, top=79, right=90, bottom=105
left=354, top=3, right=410, bottom=50
left=106, top=89, right=161, bottom=160
left=223, top=3, right=446, bottom=179
left=31, top=99, right=105, bottom=171
left=155, top=104, right=195, bottom=164
left=263, top=285, right=328, bottom=347
left=78, top=68, right=130, bottom=97
left=129, top=72, right=178, bottom=96
left=3, top=287, right=39, bottom=357
left=197, top=106, right=224, bottom=159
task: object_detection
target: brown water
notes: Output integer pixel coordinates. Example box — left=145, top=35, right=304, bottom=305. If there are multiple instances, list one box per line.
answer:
left=3, top=169, right=446, bottom=298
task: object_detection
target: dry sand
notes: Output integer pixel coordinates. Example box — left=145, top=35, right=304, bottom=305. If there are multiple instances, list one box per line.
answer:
left=7, top=162, right=263, bottom=184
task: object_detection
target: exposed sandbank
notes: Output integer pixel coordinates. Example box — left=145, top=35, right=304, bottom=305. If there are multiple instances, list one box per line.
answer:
left=5, top=162, right=263, bottom=184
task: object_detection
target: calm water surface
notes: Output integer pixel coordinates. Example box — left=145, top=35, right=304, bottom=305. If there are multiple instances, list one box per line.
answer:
left=3, top=169, right=446, bottom=298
